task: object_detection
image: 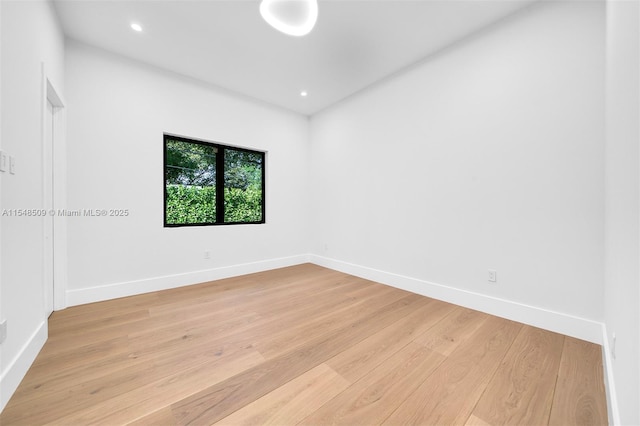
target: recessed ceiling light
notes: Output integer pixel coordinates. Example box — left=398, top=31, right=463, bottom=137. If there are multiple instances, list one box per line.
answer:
left=260, top=0, right=318, bottom=37
left=130, top=23, right=143, bottom=32
left=300, top=91, right=308, bottom=97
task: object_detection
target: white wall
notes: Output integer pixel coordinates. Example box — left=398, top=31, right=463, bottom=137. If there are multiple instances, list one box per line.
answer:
left=64, top=41, right=310, bottom=305
left=604, top=1, right=640, bottom=424
left=0, top=0, right=65, bottom=411
left=2, top=0, right=633, bottom=419
left=310, top=1, right=605, bottom=337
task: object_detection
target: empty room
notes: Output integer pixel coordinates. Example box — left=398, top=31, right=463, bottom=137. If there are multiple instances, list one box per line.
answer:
left=0, top=0, right=638, bottom=424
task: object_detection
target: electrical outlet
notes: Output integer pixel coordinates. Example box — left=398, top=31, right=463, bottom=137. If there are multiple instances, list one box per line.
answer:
left=488, top=269, right=497, bottom=283
left=0, top=151, right=7, bottom=172
left=0, top=320, right=7, bottom=344
left=9, top=156, right=15, bottom=174
left=204, top=250, right=211, bottom=260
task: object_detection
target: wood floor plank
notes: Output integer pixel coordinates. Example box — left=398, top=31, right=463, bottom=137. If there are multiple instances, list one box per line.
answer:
left=326, top=297, right=454, bottom=383
left=126, top=406, right=177, bottom=426
left=48, top=291, right=161, bottom=324
left=0, top=265, right=608, bottom=426
left=15, top=336, right=133, bottom=393
left=42, top=316, right=157, bottom=355
left=382, top=316, right=522, bottom=425
left=17, top=310, right=258, bottom=403
left=302, top=342, right=445, bottom=425
left=414, top=306, right=489, bottom=356
left=254, top=284, right=409, bottom=359
left=150, top=264, right=330, bottom=308
left=148, top=265, right=352, bottom=319
left=18, top=309, right=263, bottom=399
left=5, top=336, right=264, bottom=425
left=45, top=274, right=364, bottom=366
left=125, top=310, right=264, bottom=355
left=46, top=350, right=266, bottom=425
left=169, top=294, right=426, bottom=425
left=127, top=283, right=396, bottom=374
left=472, top=326, right=565, bottom=426
left=19, top=275, right=381, bottom=411
left=243, top=276, right=378, bottom=322
left=6, top=362, right=161, bottom=423
left=49, top=265, right=337, bottom=341
left=48, top=309, right=151, bottom=337
left=465, top=414, right=494, bottom=426
left=548, top=337, right=607, bottom=426
left=213, top=363, right=350, bottom=425
left=48, top=294, right=262, bottom=357
left=131, top=277, right=369, bottom=354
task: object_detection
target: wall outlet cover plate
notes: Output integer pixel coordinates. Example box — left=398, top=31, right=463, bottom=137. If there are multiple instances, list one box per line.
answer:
left=0, top=151, right=7, bottom=172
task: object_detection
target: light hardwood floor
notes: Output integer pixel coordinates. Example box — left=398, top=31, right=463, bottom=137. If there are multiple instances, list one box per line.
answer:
left=0, top=264, right=608, bottom=425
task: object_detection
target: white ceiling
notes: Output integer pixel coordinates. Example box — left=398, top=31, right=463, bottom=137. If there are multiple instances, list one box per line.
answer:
left=53, top=0, right=536, bottom=116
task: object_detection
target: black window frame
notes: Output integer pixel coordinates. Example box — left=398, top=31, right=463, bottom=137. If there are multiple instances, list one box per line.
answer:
left=163, top=134, right=266, bottom=227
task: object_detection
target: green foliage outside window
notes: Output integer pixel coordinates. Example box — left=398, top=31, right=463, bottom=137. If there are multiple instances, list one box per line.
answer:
left=224, top=186, right=263, bottom=222
left=164, top=136, right=264, bottom=226
left=165, top=186, right=217, bottom=224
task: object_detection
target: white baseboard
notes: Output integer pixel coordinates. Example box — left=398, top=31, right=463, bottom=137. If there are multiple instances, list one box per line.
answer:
left=309, top=255, right=604, bottom=345
left=66, top=252, right=604, bottom=343
left=66, top=254, right=310, bottom=307
left=601, top=323, right=621, bottom=426
left=0, top=320, right=48, bottom=412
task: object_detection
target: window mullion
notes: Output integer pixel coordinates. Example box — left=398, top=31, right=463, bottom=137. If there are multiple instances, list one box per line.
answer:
left=216, top=146, right=225, bottom=223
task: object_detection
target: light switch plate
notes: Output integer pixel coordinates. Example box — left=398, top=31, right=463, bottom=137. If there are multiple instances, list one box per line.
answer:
left=9, top=156, right=15, bottom=174
left=0, top=320, right=7, bottom=344
left=0, top=151, right=7, bottom=172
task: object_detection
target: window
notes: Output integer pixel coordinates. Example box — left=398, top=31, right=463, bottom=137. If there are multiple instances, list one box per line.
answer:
left=164, top=134, right=265, bottom=226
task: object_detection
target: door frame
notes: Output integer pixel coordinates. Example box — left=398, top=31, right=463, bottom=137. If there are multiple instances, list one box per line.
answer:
left=41, top=64, right=67, bottom=312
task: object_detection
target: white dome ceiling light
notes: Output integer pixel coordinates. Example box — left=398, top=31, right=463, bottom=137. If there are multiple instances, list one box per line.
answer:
left=260, top=0, right=318, bottom=37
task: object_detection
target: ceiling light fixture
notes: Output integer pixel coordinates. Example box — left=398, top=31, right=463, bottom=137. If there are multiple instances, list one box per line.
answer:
left=300, top=91, right=308, bottom=97
left=260, top=0, right=318, bottom=37
left=130, top=23, right=142, bottom=32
